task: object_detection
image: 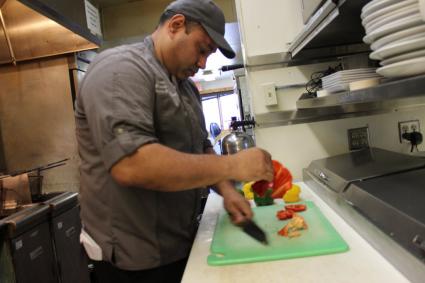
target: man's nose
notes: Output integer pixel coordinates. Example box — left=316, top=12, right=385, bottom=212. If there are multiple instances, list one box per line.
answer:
left=197, top=56, right=207, bottom=69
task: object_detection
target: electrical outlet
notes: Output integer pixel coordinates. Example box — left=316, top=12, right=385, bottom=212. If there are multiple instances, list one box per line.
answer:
left=398, top=120, right=421, bottom=143
left=348, top=127, right=370, bottom=150
left=262, top=83, right=277, bottom=106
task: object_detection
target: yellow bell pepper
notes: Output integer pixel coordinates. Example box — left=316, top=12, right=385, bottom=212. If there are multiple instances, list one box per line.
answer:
left=283, top=184, right=301, bottom=203
left=242, top=181, right=254, bottom=200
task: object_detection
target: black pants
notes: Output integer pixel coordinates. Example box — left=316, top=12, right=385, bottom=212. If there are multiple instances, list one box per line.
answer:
left=92, top=258, right=188, bottom=283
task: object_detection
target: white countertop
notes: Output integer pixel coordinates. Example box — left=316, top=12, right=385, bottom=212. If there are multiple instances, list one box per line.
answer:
left=181, top=182, right=410, bottom=283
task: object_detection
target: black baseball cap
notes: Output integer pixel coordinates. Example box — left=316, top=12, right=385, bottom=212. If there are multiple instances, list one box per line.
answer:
left=164, top=0, right=236, bottom=59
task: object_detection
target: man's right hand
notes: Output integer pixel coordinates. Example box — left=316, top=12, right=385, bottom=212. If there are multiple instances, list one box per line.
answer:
left=228, top=147, right=274, bottom=182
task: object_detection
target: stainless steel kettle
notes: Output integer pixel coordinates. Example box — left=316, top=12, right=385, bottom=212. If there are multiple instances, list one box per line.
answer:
left=221, top=117, right=255, bottom=155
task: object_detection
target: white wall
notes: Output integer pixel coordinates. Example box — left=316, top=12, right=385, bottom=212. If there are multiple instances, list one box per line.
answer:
left=235, top=0, right=303, bottom=60
left=255, top=107, right=425, bottom=180
left=246, top=62, right=339, bottom=113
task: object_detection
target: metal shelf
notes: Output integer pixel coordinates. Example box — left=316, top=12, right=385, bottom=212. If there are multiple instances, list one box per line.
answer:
left=297, top=75, right=425, bottom=109
left=241, top=0, right=371, bottom=67
left=256, top=75, right=425, bottom=128
left=255, top=1, right=425, bottom=128
left=290, top=0, right=370, bottom=58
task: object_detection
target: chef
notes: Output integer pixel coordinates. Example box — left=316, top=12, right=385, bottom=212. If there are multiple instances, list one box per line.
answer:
left=75, top=0, right=273, bottom=282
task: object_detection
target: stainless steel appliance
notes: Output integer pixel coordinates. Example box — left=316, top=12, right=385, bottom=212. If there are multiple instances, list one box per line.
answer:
left=45, top=192, right=90, bottom=283
left=0, top=205, right=58, bottom=283
left=301, top=0, right=325, bottom=23
left=344, top=170, right=425, bottom=261
left=305, top=147, right=425, bottom=193
left=303, top=147, right=425, bottom=283
left=221, top=131, right=255, bottom=155
left=221, top=117, right=255, bottom=155
left=0, top=192, right=90, bottom=283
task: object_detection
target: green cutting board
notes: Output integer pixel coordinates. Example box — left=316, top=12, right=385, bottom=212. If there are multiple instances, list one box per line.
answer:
left=207, top=201, right=349, bottom=266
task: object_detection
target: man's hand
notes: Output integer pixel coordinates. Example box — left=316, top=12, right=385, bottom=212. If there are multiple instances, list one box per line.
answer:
left=216, top=181, right=253, bottom=225
left=229, top=148, right=274, bottom=182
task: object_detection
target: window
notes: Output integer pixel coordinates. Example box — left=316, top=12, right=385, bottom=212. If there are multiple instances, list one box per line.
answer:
left=201, top=91, right=241, bottom=154
left=219, top=94, right=241, bottom=130
left=201, top=92, right=241, bottom=132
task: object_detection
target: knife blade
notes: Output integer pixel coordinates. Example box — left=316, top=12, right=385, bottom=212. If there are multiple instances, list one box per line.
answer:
left=240, top=219, right=269, bottom=245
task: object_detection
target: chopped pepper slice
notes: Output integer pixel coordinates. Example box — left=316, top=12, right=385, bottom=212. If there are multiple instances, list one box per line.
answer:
left=284, top=204, right=307, bottom=212
left=278, top=214, right=308, bottom=238
left=276, top=209, right=294, bottom=220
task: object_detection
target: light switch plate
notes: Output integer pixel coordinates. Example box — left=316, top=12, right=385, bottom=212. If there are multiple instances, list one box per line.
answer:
left=262, top=83, right=278, bottom=106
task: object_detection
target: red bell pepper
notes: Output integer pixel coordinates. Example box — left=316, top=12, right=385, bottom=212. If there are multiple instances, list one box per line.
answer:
left=252, top=180, right=273, bottom=197
left=252, top=181, right=274, bottom=206
left=271, top=160, right=293, bottom=199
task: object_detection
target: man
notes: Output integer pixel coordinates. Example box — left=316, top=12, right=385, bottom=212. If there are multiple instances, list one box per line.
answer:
left=75, top=0, right=273, bottom=282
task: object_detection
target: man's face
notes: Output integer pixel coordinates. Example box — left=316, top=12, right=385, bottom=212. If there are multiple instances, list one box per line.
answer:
left=170, top=20, right=217, bottom=80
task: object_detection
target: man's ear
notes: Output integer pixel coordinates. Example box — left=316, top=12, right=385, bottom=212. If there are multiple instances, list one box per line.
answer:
left=167, top=14, right=186, bottom=36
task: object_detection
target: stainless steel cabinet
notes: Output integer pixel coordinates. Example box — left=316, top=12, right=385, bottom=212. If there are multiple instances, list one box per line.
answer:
left=1, top=205, right=57, bottom=283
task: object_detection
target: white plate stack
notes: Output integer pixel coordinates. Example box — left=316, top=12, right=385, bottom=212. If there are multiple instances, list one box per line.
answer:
left=362, top=0, right=425, bottom=78
left=321, top=68, right=382, bottom=93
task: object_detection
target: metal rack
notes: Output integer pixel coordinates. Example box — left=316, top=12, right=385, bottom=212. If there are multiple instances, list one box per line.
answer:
left=290, top=0, right=371, bottom=58
left=253, top=0, right=425, bottom=128
left=297, top=75, right=425, bottom=109
left=256, top=75, right=425, bottom=128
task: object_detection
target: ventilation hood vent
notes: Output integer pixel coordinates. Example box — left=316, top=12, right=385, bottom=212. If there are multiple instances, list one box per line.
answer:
left=0, top=0, right=101, bottom=65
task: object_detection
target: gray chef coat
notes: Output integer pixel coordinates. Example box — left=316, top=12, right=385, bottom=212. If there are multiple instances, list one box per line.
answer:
left=75, top=36, right=212, bottom=270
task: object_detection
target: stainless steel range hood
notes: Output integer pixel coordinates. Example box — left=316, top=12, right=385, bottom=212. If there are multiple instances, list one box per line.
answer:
left=0, top=0, right=100, bottom=65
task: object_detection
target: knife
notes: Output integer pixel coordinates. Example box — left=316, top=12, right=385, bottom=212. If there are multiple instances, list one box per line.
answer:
left=240, top=219, right=269, bottom=245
